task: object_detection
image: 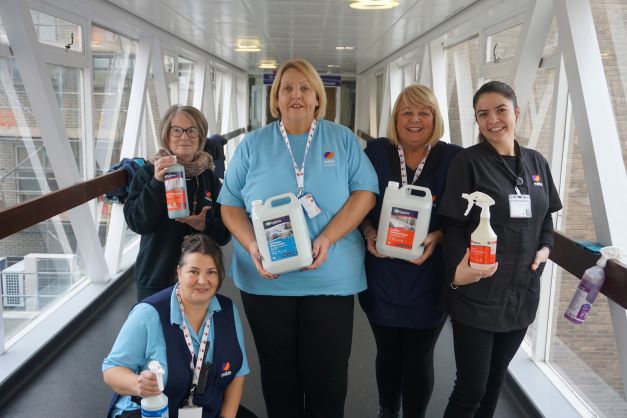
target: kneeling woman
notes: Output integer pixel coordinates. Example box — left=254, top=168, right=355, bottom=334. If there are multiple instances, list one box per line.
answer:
left=103, top=234, right=249, bottom=418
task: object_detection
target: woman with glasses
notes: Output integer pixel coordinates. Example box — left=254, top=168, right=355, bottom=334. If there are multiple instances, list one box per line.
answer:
left=124, top=105, right=230, bottom=300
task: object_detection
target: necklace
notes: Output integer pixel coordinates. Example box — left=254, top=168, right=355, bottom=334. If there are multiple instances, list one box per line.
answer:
left=189, top=176, right=200, bottom=214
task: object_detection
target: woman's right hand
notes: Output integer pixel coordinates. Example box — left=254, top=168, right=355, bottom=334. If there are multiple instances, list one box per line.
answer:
left=153, top=156, right=177, bottom=182
left=364, top=228, right=385, bottom=258
left=452, top=249, right=498, bottom=287
left=247, top=241, right=279, bottom=280
left=136, top=370, right=161, bottom=397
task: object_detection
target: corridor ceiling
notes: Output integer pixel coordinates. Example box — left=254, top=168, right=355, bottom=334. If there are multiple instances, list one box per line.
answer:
left=106, top=0, right=477, bottom=74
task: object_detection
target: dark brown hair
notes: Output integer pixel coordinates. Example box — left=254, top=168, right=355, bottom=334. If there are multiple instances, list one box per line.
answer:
left=178, top=234, right=225, bottom=289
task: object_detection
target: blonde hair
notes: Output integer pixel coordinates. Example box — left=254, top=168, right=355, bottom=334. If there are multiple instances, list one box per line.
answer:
left=269, top=58, right=327, bottom=120
left=158, top=105, right=208, bottom=152
left=387, top=84, right=444, bottom=147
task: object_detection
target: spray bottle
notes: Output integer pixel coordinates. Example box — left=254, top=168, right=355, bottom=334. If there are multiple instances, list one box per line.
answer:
left=164, top=158, right=190, bottom=219
left=461, top=192, right=497, bottom=271
left=564, top=246, right=623, bottom=324
left=141, top=360, right=169, bottom=418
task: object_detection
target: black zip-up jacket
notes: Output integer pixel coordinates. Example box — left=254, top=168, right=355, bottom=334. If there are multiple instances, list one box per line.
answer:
left=124, top=164, right=230, bottom=300
left=439, top=141, right=562, bottom=332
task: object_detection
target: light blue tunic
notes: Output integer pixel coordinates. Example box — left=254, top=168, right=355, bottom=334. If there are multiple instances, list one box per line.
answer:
left=102, top=285, right=249, bottom=416
left=218, top=119, right=379, bottom=296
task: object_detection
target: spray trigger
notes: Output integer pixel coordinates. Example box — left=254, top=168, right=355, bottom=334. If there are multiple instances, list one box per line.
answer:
left=462, top=193, right=473, bottom=216
left=148, top=360, right=165, bottom=392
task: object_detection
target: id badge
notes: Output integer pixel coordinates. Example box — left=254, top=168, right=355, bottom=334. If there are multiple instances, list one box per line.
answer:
left=509, top=194, right=532, bottom=218
left=299, top=193, right=321, bottom=218
left=179, top=406, right=202, bottom=418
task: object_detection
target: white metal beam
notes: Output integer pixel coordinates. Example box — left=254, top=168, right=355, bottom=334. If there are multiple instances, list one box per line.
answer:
left=203, top=66, right=218, bottom=135
left=430, top=40, right=451, bottom=143
left=0, top=0, right=109, bottom=282
left=378, top=66, right=392, bottom=138
left=151, top=39, right=170, bottom=118
left=554, top=0, right=627, bottom=392
left=103, top=36, right=151, bottom=275
left=512, top=0, right=554, bottom=115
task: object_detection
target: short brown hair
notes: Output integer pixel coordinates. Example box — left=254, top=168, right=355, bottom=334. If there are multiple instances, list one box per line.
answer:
left=269, top=58, right=327, bottom=120
left=178, top=234, right=225, bottom=290
left=158, top=105, right=208, bottom=152
left=387, top=84, right=444, bottom=147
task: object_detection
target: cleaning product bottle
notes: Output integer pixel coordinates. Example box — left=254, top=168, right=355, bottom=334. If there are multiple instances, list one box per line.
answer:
left=461, top=191, right=497, bottom=271
left=251, top=193, right=313, bottom=275
left=375, top=181, right=433, bottom=260
left=141, top=360, right=169, bottom=418
left=164, top=159, right=190, bottom=219
left=564, top=246, right=623, bottom=324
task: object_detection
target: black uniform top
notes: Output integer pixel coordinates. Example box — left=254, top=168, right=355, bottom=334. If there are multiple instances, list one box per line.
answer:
left=124, top=164, right=230, bottom=300
left=438, top=140, right=562, bottom=332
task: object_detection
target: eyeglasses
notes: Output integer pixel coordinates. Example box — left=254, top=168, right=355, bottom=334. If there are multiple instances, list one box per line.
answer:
left=169, top=126, right=200, bottom=138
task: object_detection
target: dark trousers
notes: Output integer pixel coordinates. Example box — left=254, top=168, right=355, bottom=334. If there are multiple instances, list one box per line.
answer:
left=240, top=291, right=354, bottom=418
left=443, top=320, right=528, bottom=418
left=369, top=321, right=443, bottom=418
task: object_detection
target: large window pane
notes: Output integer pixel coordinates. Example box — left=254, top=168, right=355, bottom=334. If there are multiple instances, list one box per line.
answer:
left=30, top=9, right=82, bottom=53
left=446, top=37, right=479, bottom=147
left=547, top=113, right=627, bottom=417
left=91, top=26, right=136, bottom=174
left=0, top=16, right=8, bottom=45
left=590, top=0, right=627, bottom=170
left=1, top=215, right=87, bottom=342
left=178, top=56, right=195, bottom=106
left=485, top=24, right=522, bottom=64
left=0, top=57, right=54, bottom=206
left=49, top=65, right=84, bottom=176
left=214, top=69, right=224, bottom=132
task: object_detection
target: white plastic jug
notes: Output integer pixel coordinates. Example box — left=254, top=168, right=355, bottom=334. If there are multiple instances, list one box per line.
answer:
left=375, top=181, right=433, bottom=260
left=251, top=193, right=313, bottom=274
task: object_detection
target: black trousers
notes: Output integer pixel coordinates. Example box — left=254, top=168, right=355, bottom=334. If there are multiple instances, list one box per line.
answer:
left=240, top=291, right=354, bottom=418
left=443, top=320, right=528, bottom=418
left=369, top=321, right=444, bottom=418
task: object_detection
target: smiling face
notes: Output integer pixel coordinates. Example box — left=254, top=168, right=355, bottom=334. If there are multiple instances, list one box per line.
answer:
left=177, top=252, right=220, bottom=308
left=167, top=112, right=200, bottom=162
left=395, top=101, right=434, bottom=151
left=277, top=68, right=319, bottom=133
left=474, top=92, right=520, bottom=146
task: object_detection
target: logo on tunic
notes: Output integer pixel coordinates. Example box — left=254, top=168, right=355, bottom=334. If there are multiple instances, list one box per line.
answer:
left=205, top=191, right=213, bottom=202
left=532, top=174, right=543, bottom=187
left=323, top=151, right=336, bottom=167
left=220, top=361, right=232, bottom=378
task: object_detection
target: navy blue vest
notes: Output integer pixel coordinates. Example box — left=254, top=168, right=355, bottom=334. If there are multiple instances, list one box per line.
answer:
left=107, top=287, right=243, bottom=418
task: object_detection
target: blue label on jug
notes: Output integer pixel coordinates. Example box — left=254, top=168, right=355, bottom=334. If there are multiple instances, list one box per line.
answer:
left=263, top=215, right=298, bottom=261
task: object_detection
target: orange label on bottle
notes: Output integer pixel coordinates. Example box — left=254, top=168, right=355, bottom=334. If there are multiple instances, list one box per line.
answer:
left=469, top=242, right=496, bottom=265
left=166, top=189, right=188, bottom=212
left=385, top=207, right=418, bottom=249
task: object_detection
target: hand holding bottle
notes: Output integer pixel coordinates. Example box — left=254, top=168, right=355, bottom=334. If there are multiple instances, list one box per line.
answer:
left=153, top=156, right=177, bottom=181
left=451, top=249, right=498, bottom=287
left=136, top=369, right=161, bottom=397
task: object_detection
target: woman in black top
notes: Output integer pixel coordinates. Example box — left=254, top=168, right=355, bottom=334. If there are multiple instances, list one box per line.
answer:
left=439, top=81, right=562, bottom=417
left=124, top=105, right=230, bottom=300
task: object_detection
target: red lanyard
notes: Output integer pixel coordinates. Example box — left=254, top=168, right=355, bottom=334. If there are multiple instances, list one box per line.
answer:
left=175, top=286, right=212, bottom=384
left=279, top=119, right=317, bottom=196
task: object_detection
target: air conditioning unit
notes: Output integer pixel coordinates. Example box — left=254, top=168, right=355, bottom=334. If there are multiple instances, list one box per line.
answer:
left=1, top=259, right=26, bottom=308
left=23, top=254, right=79, bottom=310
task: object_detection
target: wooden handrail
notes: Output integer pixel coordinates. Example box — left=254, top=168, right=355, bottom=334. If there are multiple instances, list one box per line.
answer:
left=222, top=127, right=247, bottom=141
left=0, top=169, right=127, bottom=240
left=356, top=129, right=375, bottom=141
left=550, top=231, right=627, bottom=309
left=0, top=160, right=625, bottom=309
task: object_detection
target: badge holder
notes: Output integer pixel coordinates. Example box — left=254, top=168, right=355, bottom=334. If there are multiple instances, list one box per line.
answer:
left=509, top=185, right=532, bottom=218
